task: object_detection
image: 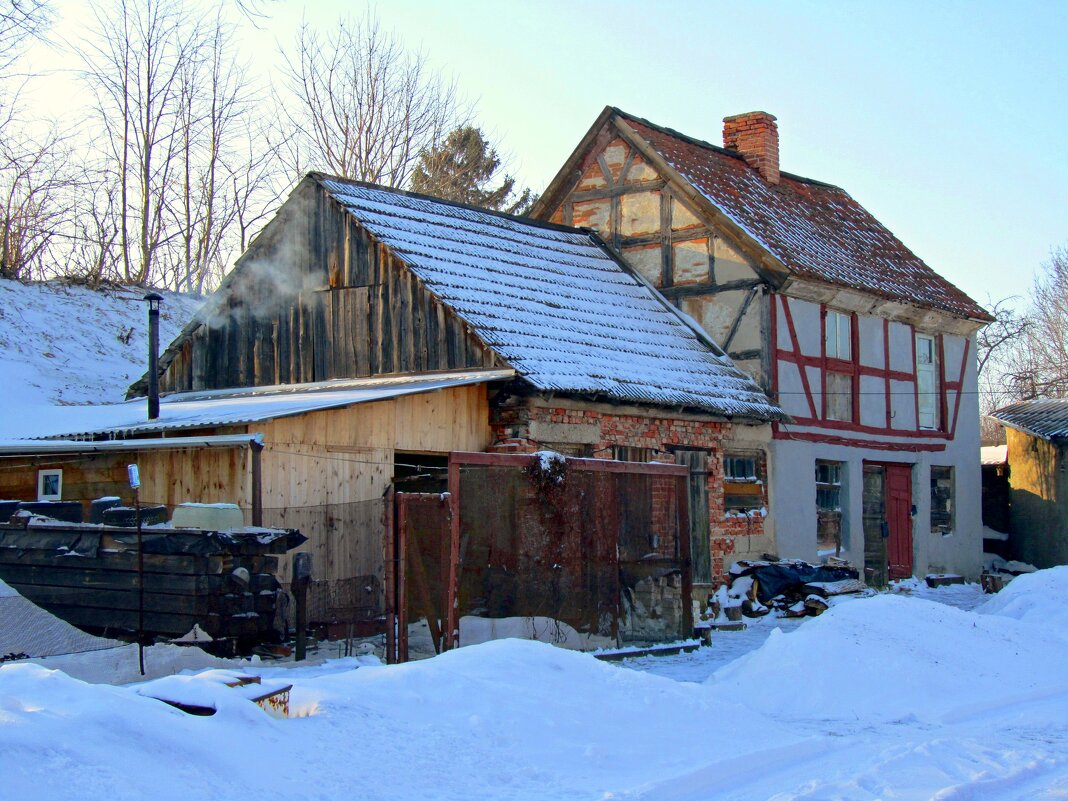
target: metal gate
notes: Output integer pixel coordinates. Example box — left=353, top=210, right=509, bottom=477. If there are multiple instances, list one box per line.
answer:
left=386, top=452, right=692, bottom=663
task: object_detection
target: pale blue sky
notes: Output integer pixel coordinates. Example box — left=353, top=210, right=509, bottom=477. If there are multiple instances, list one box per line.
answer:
left=34, top=1, right=1068, bottom=309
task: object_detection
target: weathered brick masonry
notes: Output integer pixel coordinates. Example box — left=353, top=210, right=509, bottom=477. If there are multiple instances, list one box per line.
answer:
left=489, top=396, right=769, bottom=583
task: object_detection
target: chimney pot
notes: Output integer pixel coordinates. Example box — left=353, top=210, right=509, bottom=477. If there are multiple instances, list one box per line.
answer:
left=723, top=111, right=780, bottom=184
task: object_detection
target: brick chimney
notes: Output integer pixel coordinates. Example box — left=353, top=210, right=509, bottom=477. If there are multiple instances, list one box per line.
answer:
left=723, top=112, right=779, bottom=184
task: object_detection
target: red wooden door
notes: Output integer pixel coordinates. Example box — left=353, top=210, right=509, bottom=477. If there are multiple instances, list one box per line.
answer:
left=885, top=464, right=913, bottom=579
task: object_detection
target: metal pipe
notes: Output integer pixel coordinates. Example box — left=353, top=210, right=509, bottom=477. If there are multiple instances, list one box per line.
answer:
left=250, top=440, right=263, bottom=527
left=144, top=293, right=163, bottom=421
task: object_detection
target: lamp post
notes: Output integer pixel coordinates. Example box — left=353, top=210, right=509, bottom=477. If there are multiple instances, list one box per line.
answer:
left=143, top=292, right=163, bottom=421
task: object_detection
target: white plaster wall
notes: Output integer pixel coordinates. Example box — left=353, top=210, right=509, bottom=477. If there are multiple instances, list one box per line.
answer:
left=787, top=298, right=822, bottom=354
left=858, top=315, right=884, bottom=367
left=859, top=375, right=886, bottom=428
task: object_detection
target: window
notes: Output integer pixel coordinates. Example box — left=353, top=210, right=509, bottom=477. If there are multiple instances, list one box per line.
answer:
left=724, top=453, right=763, bottom=512
left=916, top=333, right=939, bottom=429
left=825, top=310, right=851, bottom=360
left=612, top=446, right=653, bottom=462
left=824, top=310, right=854, bottom=422
left=816, top=460, right=844, bottom=556
left=815, top=461, right=842, bottom=511
left=931, top=466, right=954, bottom=534
left=37, top=469, right=62, bottom=501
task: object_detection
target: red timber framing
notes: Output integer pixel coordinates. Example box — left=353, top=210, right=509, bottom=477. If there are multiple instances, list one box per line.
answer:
left=771, top=293, right=968, bottom=448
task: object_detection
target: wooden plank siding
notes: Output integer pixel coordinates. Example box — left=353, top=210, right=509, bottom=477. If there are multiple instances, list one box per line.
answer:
left=156, top=183, right=502, bottom=395
left=0, top=446, right=253, bottom=516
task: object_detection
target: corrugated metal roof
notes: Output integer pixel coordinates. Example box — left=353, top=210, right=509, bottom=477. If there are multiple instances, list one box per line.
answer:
left=616, top=111, right=990, bottom=322
left=316, top=178, right=786, bottom=421
left=990, top=399, right=1068, bottom=442
left=10, top=370, right=512, bottom=440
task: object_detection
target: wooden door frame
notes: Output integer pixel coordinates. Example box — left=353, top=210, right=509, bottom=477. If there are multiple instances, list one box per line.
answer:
left=863, top=460, right=915, bottom=580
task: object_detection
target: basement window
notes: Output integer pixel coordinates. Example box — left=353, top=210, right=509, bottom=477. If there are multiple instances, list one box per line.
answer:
left=724, top=453, right=763, bottom=512
left=931, top=466, right=954, bottom=535
left=37, top=469, right=63, bottom=501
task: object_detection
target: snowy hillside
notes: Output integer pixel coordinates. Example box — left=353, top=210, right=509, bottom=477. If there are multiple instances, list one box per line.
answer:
left=0, top=279, right=202, bottom=409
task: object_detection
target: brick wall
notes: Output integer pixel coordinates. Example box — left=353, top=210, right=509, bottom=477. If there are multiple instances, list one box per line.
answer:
left=490, top=398, right=769, bottom=584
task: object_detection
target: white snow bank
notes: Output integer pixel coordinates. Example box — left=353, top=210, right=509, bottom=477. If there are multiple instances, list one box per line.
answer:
left=0, top=278, right=199, bottom=411
left=976, top=565, right=1068, bottom=633
left=0, top=578, right=124, bottom=658
left=0, top=638, right=800, bottom=801
left=707, top=593, right=1068, bottom=723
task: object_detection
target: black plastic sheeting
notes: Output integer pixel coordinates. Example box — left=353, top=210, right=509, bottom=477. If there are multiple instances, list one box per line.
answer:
left=732, top=560, right=859, bottom=603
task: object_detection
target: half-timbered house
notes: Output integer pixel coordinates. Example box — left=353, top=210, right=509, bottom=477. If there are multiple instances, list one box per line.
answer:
left=533, top=107, right=991, bottom=582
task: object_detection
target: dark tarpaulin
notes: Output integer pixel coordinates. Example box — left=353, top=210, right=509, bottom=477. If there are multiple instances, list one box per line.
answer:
left=731, top=560, right=858, bottom=603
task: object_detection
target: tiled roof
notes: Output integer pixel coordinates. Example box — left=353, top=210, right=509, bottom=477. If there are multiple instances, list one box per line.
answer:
left=617, top=111, right=990, bottom=321
left=991, top=399, right=1068, bottom=441
left=317, top=177, right=785, bottom=421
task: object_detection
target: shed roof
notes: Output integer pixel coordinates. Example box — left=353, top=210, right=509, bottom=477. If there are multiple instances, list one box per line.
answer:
left=4, top=370, right=512, bottom=441
left=990, top=399, right=1068, bottom=442
left=314, top=176, right=785, bottom=421
left=542, top=108, right=989, bottom=322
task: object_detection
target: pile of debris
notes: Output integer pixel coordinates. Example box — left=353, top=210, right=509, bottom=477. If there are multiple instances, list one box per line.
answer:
left=700, top=558, right=866, bottom=631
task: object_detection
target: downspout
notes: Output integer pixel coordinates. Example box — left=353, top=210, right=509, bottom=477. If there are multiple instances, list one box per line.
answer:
left=250, top=438, right=264, bottom=527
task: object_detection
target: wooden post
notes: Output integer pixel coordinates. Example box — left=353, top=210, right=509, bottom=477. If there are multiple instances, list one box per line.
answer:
left=383, top=486, right=396, bottom=665
left=444, top=457, right=461, bottom=651
left=293, top=552, right=311, bottom=661
left=135, top=485, right=145, bottom=676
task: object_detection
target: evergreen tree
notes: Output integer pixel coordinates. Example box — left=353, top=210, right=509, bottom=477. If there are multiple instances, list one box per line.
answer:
left=411, top=126, right=536, bottom=214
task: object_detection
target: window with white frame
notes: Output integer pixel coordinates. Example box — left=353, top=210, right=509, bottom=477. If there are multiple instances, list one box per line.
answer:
left=916, top=333, right=939, bottom=429
left=37, top=469, right=62, bottom=501
left=825, top=310, right=851, bottom=360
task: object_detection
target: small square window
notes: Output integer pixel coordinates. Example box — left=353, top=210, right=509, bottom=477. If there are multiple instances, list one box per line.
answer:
left=37, top=469, right=63, bottom=501
left=724, top=453, right=763, bottom=511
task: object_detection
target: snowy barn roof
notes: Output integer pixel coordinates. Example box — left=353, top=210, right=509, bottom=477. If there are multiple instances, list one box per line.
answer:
left=1, top=370, right=512, bottom=440
left=314, top=176, right=785, bottom=421
left=990, top=399, right=1068, bottom=442
left=537, top=108, right=990, bottom=322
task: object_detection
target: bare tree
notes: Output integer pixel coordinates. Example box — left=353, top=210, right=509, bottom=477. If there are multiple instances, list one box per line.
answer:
left=77, top=0, right=285, bottom=289
left=0, top=0, right=53, bottom=77
left=1004, top=246, right=1068, bottom=400
left=280, top=13, right=465, bottom=186
left=0, top=119, right=72, bottom=281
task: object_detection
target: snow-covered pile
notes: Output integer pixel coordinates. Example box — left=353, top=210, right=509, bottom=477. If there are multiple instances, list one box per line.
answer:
left=708, top=592, right=1068, bottom=723
left=0, top=278, right=200, bottom=409
left=977, top=564, right=1068, bottom=633
left=0, top=578, right=124, bottom=659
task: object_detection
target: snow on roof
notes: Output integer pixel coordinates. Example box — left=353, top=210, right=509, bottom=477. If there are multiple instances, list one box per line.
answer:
left=1, top=370, right=512, bottom=441
left=980, top=444, right=1008, bottom=465
left=316, top=177, right=785, bottom=421
left=990, top=399, right=1068, bottom=442
left=613, top=111, right=990, bottom=322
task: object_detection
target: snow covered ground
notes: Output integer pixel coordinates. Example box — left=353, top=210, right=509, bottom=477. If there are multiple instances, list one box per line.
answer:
left=3, top=571, right=1067, bottom=800
left=0, top=278, right=200, bottom=415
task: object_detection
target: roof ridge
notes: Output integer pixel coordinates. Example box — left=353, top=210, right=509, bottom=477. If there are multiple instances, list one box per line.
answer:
left=610, top=107, right=845, bottom=190
left=308, top=172, right=589, bottom=236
